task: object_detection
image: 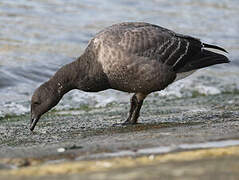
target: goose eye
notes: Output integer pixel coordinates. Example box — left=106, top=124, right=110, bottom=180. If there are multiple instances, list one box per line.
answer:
left=33, top=101, right=40, bottom=105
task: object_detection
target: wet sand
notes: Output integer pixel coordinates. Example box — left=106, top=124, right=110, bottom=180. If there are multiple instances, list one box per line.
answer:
left=1, top=146, right=239, bottom=180
left=0, top=93, right=239, bottom=179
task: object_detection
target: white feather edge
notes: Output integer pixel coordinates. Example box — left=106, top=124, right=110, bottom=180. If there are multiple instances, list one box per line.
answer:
left=174, top=70, right=196, bottom=81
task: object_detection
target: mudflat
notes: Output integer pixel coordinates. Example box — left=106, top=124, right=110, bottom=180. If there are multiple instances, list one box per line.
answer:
left=0, top=93, right=239, bottom=179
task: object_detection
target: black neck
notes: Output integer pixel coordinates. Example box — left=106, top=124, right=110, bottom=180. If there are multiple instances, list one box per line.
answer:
left=48, top=53, right=109, bottom=98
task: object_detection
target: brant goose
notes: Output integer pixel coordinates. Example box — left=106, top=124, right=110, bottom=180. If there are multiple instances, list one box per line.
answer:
left=30, top=22, right=229, bottom=131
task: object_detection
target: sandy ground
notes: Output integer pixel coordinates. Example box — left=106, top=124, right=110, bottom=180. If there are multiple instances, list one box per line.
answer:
left=0, top=93, right=239, bottom=179
left=1, top=146, right=239, bottom=180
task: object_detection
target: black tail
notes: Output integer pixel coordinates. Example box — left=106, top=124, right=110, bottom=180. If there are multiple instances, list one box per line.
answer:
left=203, top=43, right=228, bottom=53
left=175, top=49, right=230, bottom=73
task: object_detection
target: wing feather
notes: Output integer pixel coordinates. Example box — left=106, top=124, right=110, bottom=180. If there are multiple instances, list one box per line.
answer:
left=92, top=22, right=227, bottom=73
left=107, top=23, right=203, bottom=67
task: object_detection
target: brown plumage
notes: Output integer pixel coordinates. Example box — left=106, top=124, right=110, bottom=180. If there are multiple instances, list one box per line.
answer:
left=30, top=22, right=229, bottom=131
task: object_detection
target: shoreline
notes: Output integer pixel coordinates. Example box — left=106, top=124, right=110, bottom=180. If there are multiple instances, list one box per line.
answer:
left=0, top=93, right=239, bottom=179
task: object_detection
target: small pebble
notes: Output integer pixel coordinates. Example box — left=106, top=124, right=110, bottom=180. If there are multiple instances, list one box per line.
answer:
left=57, top=148, right=65, bottom=153
left=149, top=155, right=155, bottom=160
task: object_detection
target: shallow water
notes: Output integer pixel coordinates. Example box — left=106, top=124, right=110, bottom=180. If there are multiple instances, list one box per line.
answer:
left=0, top=0, right=239, bottom=117
left=83, top=139, right=239, bottom=159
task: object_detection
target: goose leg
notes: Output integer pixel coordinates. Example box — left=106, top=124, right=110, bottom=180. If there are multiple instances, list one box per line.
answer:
left=123, top=93, right=147, bottom=125
left=124, top=94, right=137, bottom=123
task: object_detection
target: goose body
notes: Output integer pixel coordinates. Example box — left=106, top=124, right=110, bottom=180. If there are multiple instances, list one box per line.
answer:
left=30, top=22, right=229, bottom=131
